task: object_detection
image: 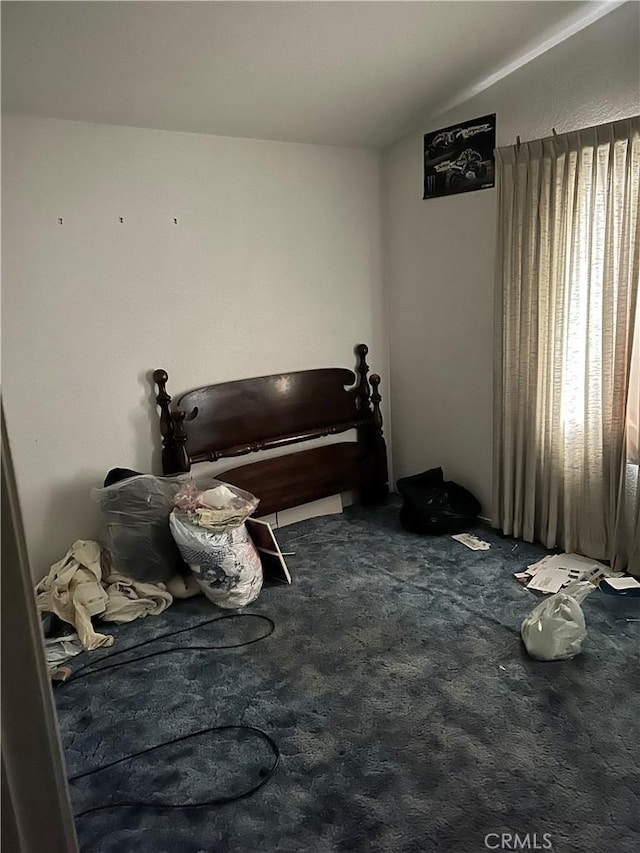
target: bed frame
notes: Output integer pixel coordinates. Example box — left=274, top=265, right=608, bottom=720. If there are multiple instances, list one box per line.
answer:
left=152, top=344, right=388, bottom=517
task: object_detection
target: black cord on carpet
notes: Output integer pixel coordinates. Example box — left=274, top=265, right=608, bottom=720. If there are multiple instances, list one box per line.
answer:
left=58, top=612, right=275, bottom=682
left=59, top=612, right=279, bottom=818
left=70, top=724, right=280, bottom=819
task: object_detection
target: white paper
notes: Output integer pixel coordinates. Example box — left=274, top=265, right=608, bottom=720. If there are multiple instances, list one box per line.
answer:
left=577, top=565, right=605, bottom=583
left=526, top=555, right=554, bottom=575
left=604, top=576, right=640, bottom=591
left=525, top=567, right=571, bottom=594
left=451, top=533, right=491, bottom=551
left=554, top=553, right=604, bottom=572
left=525, top=553, right=607, bottom=583
left=277, top=494, right=343, bottom=527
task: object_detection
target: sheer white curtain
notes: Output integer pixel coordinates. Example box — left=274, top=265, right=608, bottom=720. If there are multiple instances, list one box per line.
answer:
left=627, top=299, right=640, bottom=465
left=493, top=116, right=640, bottom=571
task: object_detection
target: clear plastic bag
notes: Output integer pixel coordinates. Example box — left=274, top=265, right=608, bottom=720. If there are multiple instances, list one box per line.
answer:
left=521, top=581, right=596, bottom=661
left=91, top=474, right=187, bottom=583
left=169, top=512, right=263, bottom=608
left=173, top=478, right=259, bottom=532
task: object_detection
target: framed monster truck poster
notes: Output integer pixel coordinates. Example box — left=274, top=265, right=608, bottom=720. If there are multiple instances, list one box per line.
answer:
left=423, top=113, right=496, bottom=199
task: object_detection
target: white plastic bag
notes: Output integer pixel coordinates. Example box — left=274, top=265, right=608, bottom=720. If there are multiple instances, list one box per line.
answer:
left=521, top=581, right=595, bottom=661
left=169, top=512, right=262, bottom=608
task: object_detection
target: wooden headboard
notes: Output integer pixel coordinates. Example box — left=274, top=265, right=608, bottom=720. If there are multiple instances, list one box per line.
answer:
left=152, top=344, right=388, bottom=516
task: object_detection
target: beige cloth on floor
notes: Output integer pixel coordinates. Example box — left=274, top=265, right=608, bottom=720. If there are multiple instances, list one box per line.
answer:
left=166, top=572, right=202, bottom=600
left=36, top=540, right=173, bottom=650
left=36, top=540, right=114, bottom=650
left=102, top=573, right=173, bottom=623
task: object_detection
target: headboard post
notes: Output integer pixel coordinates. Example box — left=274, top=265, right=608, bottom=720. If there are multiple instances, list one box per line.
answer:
left=170, top=408, right=191, bottom=474
left=153, top=369, right=191, bottom=475
left=355, top=343, right=372, bottom=415
left=354, top=347, right=389, bottom=504
left=369, top=373, right=389, bottom=501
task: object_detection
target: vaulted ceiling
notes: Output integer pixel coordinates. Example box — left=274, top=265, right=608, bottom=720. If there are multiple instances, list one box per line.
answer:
left=1, top=1, right=625, bottom=148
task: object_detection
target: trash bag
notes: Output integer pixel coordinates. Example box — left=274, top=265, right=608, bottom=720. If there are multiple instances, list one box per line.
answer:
left=521, top=581, right=596, bottom=661
left=92, top=472, right=187, bottom=583
left=397, top=467, right=481, bottom=535
left=168, top=478, right=262, bottom=608
left=169, top=513, right=263, bottom=608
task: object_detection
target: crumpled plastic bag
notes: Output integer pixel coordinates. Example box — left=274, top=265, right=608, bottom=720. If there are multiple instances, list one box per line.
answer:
left=173, top=479, right=259, bottom=532
left=521, top=581, right=596, bottom=661
left=92, top=474, right=187, bottom=583
left=43, top=634, right=84, bottom=669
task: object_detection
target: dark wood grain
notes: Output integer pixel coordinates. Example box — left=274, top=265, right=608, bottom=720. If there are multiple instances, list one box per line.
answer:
left=152, top=344, right=389, bottom=512
left=175, top=368, right=358, bottom=461
left=217, top=443, right=367, bottom=517
left=153, top=369, right=180, bottom=474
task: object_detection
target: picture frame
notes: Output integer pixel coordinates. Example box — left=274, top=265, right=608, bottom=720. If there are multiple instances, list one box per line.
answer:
left=423, top=113, right=496, bottom=199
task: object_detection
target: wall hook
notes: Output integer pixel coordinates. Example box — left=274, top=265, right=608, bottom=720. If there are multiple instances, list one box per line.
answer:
left=58, top=217, right=64, bottom=225
left=119, top=216, right=124, bottom=224
left=173, top=217, right=179, bottom=225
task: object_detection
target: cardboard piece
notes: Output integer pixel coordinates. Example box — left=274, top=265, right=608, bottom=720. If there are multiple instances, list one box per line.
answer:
left=245, top=518, right=292, bottom=584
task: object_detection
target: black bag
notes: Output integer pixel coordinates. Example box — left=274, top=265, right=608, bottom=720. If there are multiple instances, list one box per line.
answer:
left=397, top=467, right=481, bottom=535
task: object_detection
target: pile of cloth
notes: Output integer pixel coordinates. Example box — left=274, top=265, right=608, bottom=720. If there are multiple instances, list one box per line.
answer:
left=36, top=539, right=173, bottom=652
left=37, top=476, right=262, bottom=668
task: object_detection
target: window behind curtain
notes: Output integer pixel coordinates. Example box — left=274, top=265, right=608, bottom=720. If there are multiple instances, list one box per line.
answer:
left=493, top=116, right=639, bottom=569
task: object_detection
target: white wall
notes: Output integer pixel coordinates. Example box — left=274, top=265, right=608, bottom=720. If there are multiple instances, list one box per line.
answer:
left=2, top=117, right=387, bottom=579
left=382, top=3, right=640, bottom=515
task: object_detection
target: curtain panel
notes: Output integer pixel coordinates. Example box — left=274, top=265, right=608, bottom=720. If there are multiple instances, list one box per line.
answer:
left=493, top=116, right=640, bottom=571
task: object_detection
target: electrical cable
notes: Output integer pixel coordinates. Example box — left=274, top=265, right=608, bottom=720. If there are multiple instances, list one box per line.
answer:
left=70, top=725, right=280, bottom=819
left=58, top=612, right=279, bottom=818
left=58, top=612, right=275, bottom=682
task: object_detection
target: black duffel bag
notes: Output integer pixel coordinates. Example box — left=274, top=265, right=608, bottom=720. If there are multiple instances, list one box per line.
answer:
left=397, top=467, right=481, bottom=535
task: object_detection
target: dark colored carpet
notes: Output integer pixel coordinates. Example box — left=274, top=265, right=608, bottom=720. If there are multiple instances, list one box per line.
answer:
left=55, top=500, right=640, bottom=853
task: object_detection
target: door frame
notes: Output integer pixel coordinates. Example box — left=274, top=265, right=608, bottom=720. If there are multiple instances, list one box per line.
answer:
left=1, top=404, right=79, bottom=852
